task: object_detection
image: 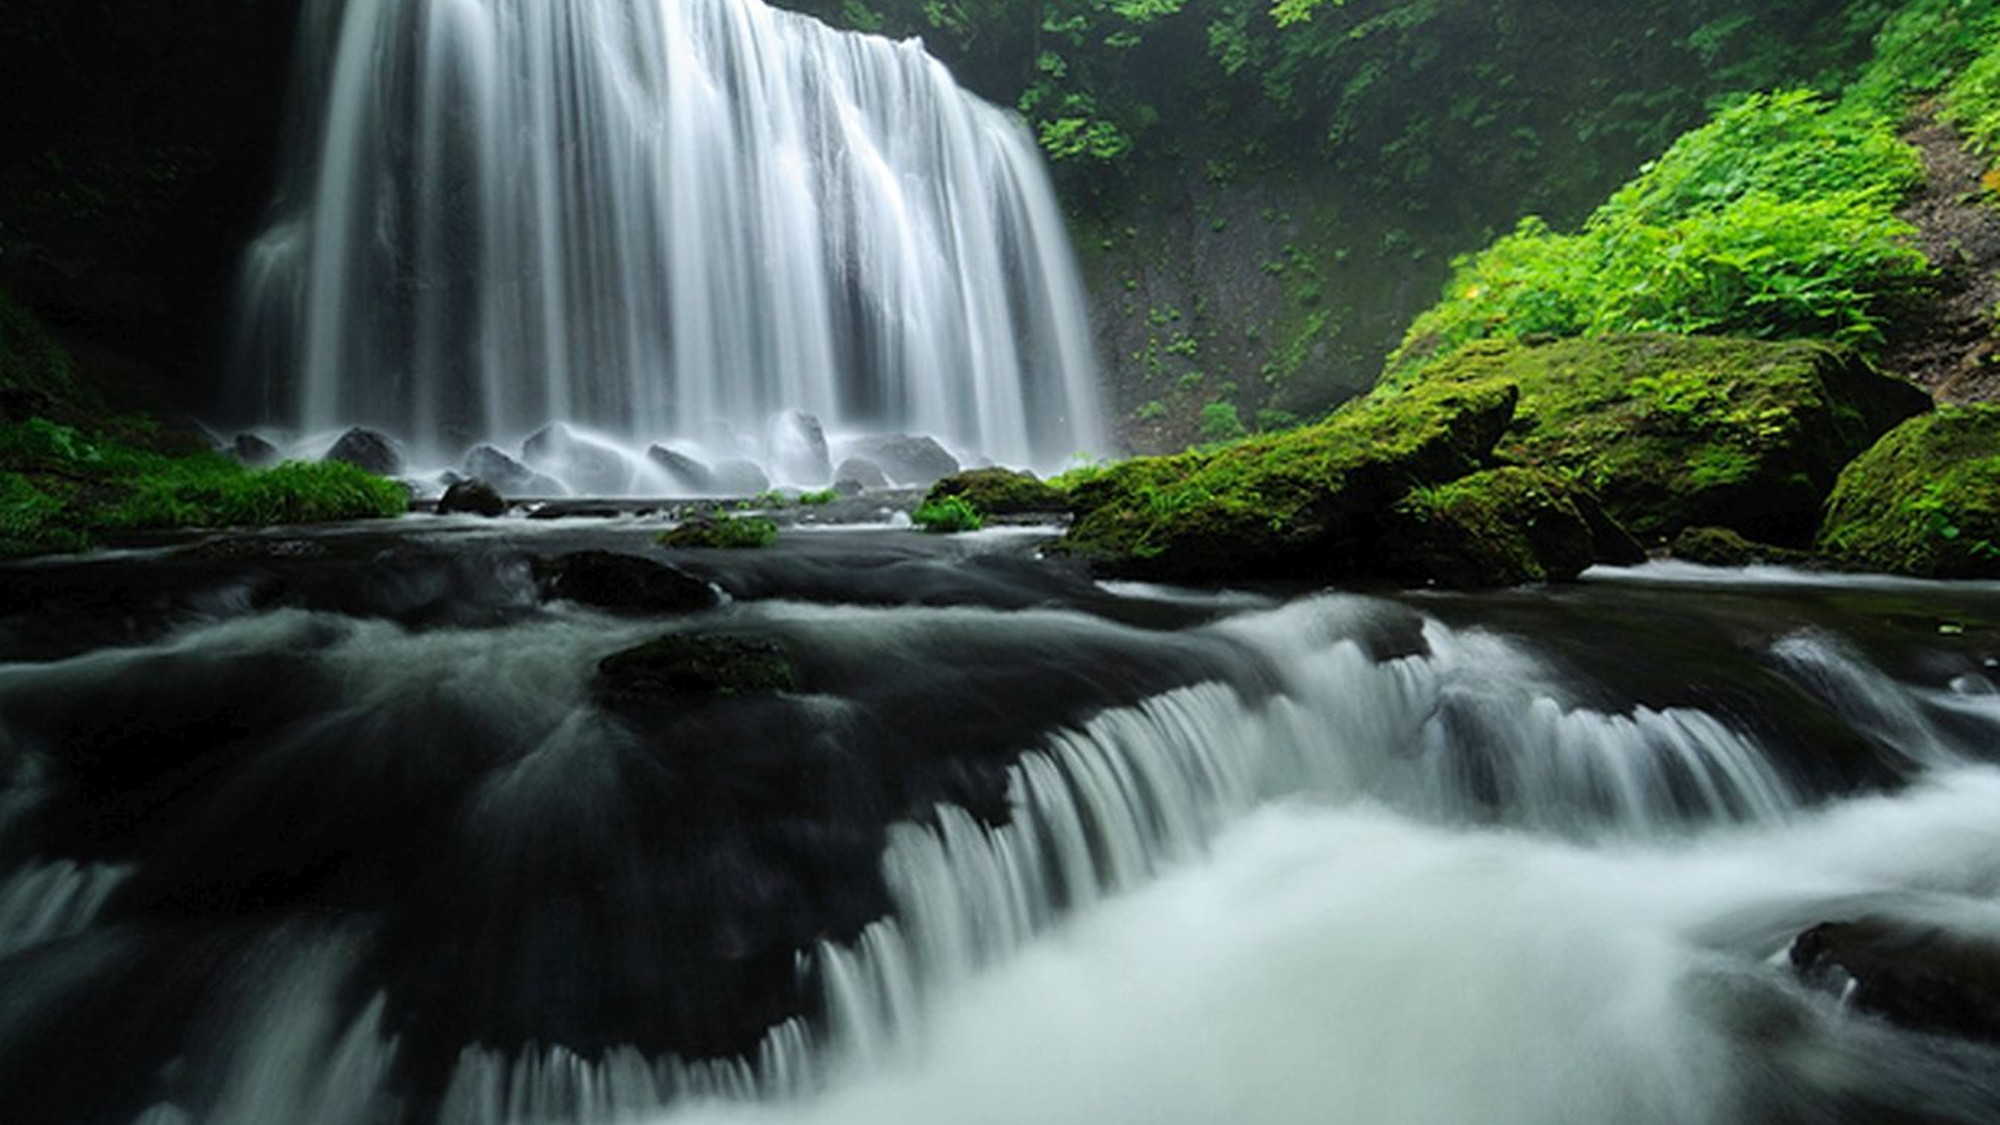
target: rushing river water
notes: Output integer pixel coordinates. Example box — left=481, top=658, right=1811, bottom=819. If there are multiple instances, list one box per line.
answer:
left=3, top=517, right=2000, bottom=1124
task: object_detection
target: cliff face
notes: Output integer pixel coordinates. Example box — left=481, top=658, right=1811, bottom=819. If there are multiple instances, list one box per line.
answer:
left=0, top=0, right=304, bottom=415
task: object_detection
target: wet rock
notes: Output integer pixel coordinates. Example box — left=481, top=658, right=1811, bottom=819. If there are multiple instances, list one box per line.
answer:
left=1672, top=526, right=1823, bottom=568
left=711, top=459, right=772, bottom=496
left=833, top=457, right=890, bottom=491
left=324, top=427, right=404, bottom=475
left=534, top=550, right=718, bottom=613
left=1379, top=467, right=1599, bottom=587
left=595, top=633, right=797, bottom=704
left=769, top=411, right=831, bottom=484
left=657, top=515, right=778, bottom=549
left=1818, top=405, right=2000, bottom=578
left=438, top=478, right=507, bottom=517
left=1792, top=918, right=2000, bottom=1043
left=231, top=433, right=281, bottom=468
left=846, top=434, right=960, bottom=486
left=647, top=445, right=716, bottom=494
left=523, top=424, right=632, bottom=496
left=464, top=444, right=564, bottom=496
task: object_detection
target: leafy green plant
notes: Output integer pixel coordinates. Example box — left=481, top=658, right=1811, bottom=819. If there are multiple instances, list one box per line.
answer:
left=1199, top=401, right=1248, bottom=443
left=912, top=495, right=986, bottom=533
left=658, top=513, right=780, bottom=549
left=798, top=488, right=840, bottom=506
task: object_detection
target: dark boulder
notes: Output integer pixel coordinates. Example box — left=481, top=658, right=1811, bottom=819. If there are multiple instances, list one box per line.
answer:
left=231, top=433, right=281, bottom=468
left=595, top=633, right=797, bottom=704
left=438, top=478, right=507, bottom=517
left=1672, top=526, right=1822, bottom=568
left=647, top=445, right=717, bottom=494
left=1793, top=918, right=2000, bottom=1044
left=846, top=434, right=960, bottom=486
left=535, top=550, right=717, bottom=613
left=324, top=427, right=403, bottom=476
left=1379, top=467, right=1600, bottom=587
left=465, top=444, right=565, bottom=497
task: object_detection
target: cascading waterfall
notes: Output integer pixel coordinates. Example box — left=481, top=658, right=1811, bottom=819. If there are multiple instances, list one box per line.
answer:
left=232, top=0, right=1104, bottom=474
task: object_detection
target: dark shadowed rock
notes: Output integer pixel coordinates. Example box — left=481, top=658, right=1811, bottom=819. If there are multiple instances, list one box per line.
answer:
left=833, top=457, right=890, bottom=491
left=595, top=633, right=796, bottom=703
left=769, top=411, right=832, bottom=484
left=324, top=427, right=404, bottom=475
left=1672, top=526, right=1823, bottom=568
left=466, top=445, right=565, bottom=498
left=1380, top=467, right=1599, bottom=587
left=438, top=478, right=507, bottom=517
left=847, top=434, right=959, bottom=486
left=523, top=424, right=632, bottom=496
left=231, top=433, right=281, bottom=468
left=535, top=551, right=718, bottom=613
left=712, top=460, right=772, bottom=496
left=1793, top=918, right=2000, bottom=1044
left=647, top=445, right=717, bottom=494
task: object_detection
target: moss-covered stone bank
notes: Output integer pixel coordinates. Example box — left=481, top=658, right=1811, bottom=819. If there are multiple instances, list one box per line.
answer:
left=1819, top=405, right=2000, bottom=577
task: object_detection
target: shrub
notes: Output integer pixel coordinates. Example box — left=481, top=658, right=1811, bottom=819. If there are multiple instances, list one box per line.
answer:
left=1198, top=401, right=1249, bottom=443
left=798, top=488, right=840, bottom=506
left=912, top=495, right=985, bottom=533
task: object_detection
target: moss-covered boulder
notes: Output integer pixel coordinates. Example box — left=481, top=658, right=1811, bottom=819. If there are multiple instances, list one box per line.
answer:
left=1817, top=406, right=2000, bottom=577
left=1395, top=335, right=1931, bottom=546
left=924, top=468, right=1067, bottom=515
left=1379, top=468, right=1599, bottom=586
left=657, top=514, right=779, bottom=549
left=595, top=634, right=798, bottom=704
left=1054, top=380, right=1518, bottom=581
left=1670, top=526, right=1823, bottom=569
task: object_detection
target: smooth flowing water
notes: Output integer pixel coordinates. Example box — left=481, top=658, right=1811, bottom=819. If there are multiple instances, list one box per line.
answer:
left=3, top=520, right=2000, bottom=1125
left=231, top=0, right=1103, bottom=475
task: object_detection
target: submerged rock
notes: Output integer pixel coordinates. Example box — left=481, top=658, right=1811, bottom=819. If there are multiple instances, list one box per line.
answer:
left=1380, top=467, right=1598, bottom=586
left=1818, top=405, right=2000, bottom=577
left=711, top=459, right=772, bottom=496
left=523, top=423, right=632, bottom=496
left=925, top=467, right=1067, bottom=515
left=438, top=478, right=507, bottom=517
left=535, top=550, right=717, bottom=613
left=1393, top=335, right=1930, bottom=546
left=846, top=434, right=960, bottom=486
left=324, top=427, right=404, bottom=475
left=595, top=633, right=797, bottom=703
left=832, top=456, right=890, bottom=492
left=1793, top=918, right=2000, bottom=1043
left=769, top=411, right=832, bottom=484
left=647, top=445, right=716, bottom=494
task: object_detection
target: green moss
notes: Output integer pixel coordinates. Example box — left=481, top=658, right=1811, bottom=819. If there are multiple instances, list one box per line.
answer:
left=657, top=514, right=780, bottom=549
left=0, top=417, right=409, bottom=557
left=798, top=488, right=840, bottom=506
left=1383, top=467, right=1597, bottom=586
left=1388, top=334, right=1929, bottom=545
left=1671, top=525, right=1821, bottom=568
left=925, top=468, right=1066, bottom=515
left=1818, top=406, right=2000, bottom=577
left=0, top=292, right=98, bottom=422
left=912, top=495, right=986, bottom=534
left=1054, top=378, right=1518, bottom=579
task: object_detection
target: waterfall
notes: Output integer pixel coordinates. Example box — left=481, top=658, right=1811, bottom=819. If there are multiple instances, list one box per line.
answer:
left=231, top=0, right=1104, bottom=475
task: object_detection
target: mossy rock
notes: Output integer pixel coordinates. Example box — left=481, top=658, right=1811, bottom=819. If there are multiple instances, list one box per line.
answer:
left=924, top=468, right=1067, bottom=515
left=1671, top=525, right=1822, bottom=569
left=1394, top=334, right=1931, bottom=546
left=1380, top=468, right=1599, bottom=587
left=595, top=634, right=798, bottom=704
left=1053, top=379, right=1518, bottom=581
left=657, top=514, right=779, bottom=549
left=1818, top=406, right=2000, bottom=578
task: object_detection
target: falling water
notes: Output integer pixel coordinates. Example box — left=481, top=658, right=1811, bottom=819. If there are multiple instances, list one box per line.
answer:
left=231, top=0, right=1104, bottom=472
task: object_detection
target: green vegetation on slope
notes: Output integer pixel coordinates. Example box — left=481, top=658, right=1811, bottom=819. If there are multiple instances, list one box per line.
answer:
left=0, top=418, right=410, bottom=557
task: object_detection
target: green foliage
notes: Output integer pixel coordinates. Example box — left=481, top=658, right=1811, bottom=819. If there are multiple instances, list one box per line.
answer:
left=925, top=468, right=1068, bottom=514
left=1198, top=400, right=1249, bottom=442
left=658, top=514, right=781, bottom=549
left=1819, top=405, right=2000, bottom=577
left=0, top=417, right=409, bottom=557
left=1845, top=0, right=2000, bottom=114
left=1395, top=92, right=1929, bottom=368
left=1943, top=33, right=2000, bottom=154
left=798, top=488, right=841, bottom=506
left=912, top=495, right=987, bottom=533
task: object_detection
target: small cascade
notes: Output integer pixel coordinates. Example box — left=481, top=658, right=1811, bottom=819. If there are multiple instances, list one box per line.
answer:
left=232, top=0, right=1103, bottom=475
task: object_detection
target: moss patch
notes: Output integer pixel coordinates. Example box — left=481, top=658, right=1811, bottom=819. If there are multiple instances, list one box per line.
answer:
left=1053, top=379, right=1517, bottom=580
left=1818, top=405, right=2000, bottom=577
left=1380, top=468, right=1598, bottom=587
left=1391, top=334, right=1931, bottom=545
left=924, top=468, right=1067, bottom=515
left=657, top=514, right=780, bottom=550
